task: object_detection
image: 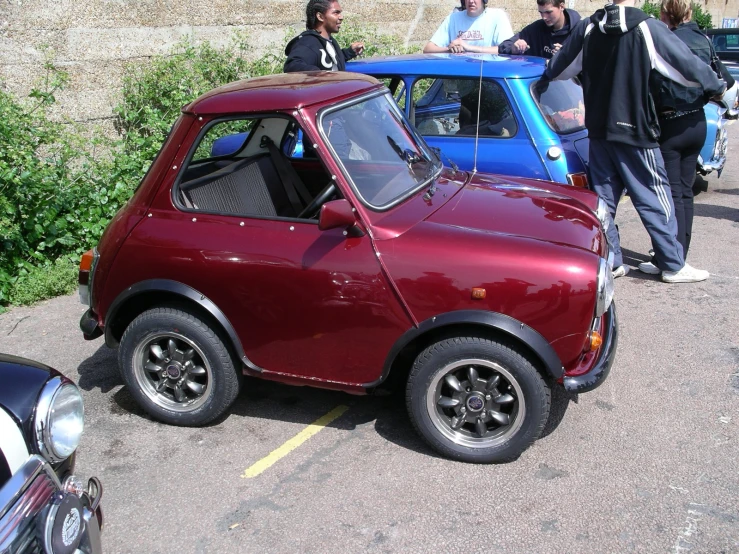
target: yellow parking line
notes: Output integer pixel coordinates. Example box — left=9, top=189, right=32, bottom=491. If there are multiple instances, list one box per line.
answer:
left=241, top=405, right=349, bottom=478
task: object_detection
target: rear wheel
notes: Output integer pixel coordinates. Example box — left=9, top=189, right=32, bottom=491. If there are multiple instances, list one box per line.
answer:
left=407, top=337, right=550, bottom=463
left=118, top=307, right=241, bottom=426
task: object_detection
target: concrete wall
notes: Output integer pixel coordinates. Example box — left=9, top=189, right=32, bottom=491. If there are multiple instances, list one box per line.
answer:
left=1, top=0, right=737, bottom=128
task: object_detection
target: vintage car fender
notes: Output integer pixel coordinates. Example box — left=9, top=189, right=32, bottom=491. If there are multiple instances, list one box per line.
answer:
left=372, top=310, right=564, bottom=389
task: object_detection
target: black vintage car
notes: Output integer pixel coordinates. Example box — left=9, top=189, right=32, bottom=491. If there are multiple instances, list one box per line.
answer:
left=0, top=354, right=103, bottom=553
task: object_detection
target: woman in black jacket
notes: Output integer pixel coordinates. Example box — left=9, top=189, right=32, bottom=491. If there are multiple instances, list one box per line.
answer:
left=639, top=0, right=733, bottom=276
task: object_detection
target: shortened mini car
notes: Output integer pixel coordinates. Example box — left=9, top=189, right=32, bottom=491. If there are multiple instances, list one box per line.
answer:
left=79, top=72, right=617, bottom=463
left=0, top=354, right=103, bottom=553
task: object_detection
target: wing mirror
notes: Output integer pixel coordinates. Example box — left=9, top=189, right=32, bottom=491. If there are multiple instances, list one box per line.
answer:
left=318, top=199, right=365, bottom=237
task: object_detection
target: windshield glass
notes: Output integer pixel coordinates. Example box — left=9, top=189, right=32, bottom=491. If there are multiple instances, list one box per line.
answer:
left=320, top=92, right=440, bottom=210
left=532, top=78, right=586, bottom=135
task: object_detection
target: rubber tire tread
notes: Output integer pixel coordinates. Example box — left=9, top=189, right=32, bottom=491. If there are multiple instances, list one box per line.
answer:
left=118, top=306, right=241, bottom=426
left=406, top=336, right=551, bottom=463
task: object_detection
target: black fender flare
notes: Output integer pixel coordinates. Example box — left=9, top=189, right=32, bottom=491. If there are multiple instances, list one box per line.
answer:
left=105, top=279, right=262, bottom=372
left=370, top=310, right=564, bottom=387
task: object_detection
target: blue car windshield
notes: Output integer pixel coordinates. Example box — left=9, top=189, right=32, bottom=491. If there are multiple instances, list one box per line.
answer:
left=320, top=92, right=441, bottom=210
left=532, top=78, right=586, bottom=135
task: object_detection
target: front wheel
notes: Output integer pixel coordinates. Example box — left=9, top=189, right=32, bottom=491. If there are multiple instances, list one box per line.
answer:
left=406, top=337, right=550, bottom=463
left=118, top=307, right=241, bottom=426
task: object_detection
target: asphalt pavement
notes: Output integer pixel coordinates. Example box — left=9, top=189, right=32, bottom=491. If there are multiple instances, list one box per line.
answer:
left=1, top=125, right=738, bottom=553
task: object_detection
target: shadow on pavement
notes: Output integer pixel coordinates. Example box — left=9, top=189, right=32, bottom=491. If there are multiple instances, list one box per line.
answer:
left=77, top=343, right=122, bottom=393
left=693, top=202, right=739, bottom=222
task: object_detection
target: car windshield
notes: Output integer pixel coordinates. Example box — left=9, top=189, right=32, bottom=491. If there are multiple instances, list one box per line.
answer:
left=532, top=78, right=586, bottom=135
left=320, top=92, right=441, bottom=210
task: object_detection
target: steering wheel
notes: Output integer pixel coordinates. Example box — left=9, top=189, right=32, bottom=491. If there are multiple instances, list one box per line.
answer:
left=298, top=183, right=337, bottom=219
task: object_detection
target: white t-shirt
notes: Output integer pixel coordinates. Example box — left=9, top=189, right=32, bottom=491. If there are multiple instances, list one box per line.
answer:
left=430, top=8, right=513, bottom=49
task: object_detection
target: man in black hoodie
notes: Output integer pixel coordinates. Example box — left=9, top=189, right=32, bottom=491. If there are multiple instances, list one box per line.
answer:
left=545, top=0, right=724, bottom=283
left=284, top=0, right=364, bottom=72
left=499, top=0, right=580, bottom=59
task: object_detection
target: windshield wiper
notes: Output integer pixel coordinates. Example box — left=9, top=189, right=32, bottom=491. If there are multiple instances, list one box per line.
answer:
left=431, top=146, right=458, bottom=173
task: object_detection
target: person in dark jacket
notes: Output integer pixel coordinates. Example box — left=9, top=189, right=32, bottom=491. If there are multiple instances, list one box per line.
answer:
left=637, top=0, right=735, bottom=277
left=545, top=0, right=724, bottom=283
left=284, top=0, right=364, bottom=72
left=498, top=0, right=580, bottom=59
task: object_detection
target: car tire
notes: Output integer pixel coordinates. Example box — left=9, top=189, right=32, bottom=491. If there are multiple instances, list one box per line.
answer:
left=118, top=306, right=241, bottom=426
left=406, top=337, right=550, bottom=463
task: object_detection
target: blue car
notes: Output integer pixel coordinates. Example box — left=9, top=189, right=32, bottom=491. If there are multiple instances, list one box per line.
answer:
left=349, top=54, right=590, bottom=187
left=698, top=101, right=728, bottom=177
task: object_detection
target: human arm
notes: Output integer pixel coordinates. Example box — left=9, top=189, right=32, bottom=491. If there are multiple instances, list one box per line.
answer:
left=424, top=14, right=453, bottom=53
left=342, top=42, right=364, bottom=61
left=423, top=41, right=451, bottom=53
left=644, top=19, right=724, bottom=96
left=284, top=44, right=322, bottom=72
left=545, top=18, right=590, bottom=80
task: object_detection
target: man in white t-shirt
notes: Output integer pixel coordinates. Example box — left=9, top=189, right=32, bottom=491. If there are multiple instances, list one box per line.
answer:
left=424, top=0, right=513, bottom=54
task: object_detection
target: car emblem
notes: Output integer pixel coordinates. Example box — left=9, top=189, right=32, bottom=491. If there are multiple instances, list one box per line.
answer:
left=467, top=395, right=484, bottom=412
left=166, top=365, right=181, bottom=379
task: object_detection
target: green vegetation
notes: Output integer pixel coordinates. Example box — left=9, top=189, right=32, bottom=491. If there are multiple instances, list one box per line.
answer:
left=0, top=23, right=413, bottom=312
left=640, top=0, right=713, bottom=29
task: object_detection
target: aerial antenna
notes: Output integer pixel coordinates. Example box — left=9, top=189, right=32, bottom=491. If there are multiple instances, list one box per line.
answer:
left=472, top=56, right=483, bottom=174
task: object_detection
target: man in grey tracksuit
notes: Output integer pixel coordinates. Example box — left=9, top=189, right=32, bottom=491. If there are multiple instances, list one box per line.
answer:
left=545, top=0, right=724, bottom=283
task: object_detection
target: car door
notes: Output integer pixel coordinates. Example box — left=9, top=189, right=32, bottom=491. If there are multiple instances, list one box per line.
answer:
left=154, top=114, right=412, bottom=386
left=408, top=76, right=551, bottom=181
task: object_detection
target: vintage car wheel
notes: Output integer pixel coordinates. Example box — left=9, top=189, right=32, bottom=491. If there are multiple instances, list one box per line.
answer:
left=406, top=337, right=550, bottom=463
left=118, top=307, right=241, bottom=426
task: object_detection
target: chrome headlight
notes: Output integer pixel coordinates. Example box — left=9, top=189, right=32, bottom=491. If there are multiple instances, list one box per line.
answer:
left=595, top=257, right=614, bottom=317
left=595, top=198, right=610, bottom=232
left=35, top=377, right=85, bottom=462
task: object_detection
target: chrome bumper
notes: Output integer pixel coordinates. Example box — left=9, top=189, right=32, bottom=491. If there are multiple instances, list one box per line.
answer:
left=0, top=456, right=103, bottom=554
left=563, top=303, right=618, bottom=393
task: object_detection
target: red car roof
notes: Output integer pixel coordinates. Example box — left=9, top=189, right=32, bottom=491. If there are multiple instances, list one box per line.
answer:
left=183, top=71, right=383, bottom=115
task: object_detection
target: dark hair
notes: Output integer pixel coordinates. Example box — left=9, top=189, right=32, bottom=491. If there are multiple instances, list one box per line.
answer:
left=306, top=0, right=333, bottom=30
left=536, top=0, right=565, bottom=6
left=459, top=0, right=488, bottom=9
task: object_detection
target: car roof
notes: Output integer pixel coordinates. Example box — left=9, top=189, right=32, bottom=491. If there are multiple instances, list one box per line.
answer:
left=706, top=28, right=739, bottom=35
left=348, top=53, right=548, bottom=79
left=184, top=72, right=383, bottom=115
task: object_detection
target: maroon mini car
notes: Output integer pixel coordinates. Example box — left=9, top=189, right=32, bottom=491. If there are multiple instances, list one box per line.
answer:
left=79, top=72, right=616, bottom=463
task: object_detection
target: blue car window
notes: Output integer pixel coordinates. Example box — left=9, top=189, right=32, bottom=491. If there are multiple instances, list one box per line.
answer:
left=532, top=78, right=586, bottom=135
left=411, top=78, right=517, bottom=138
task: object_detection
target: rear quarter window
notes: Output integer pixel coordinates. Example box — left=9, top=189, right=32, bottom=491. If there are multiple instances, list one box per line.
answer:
left=532, top=78, right=586, bottom=135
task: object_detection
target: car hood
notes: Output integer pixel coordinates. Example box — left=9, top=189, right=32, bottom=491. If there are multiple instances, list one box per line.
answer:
left=426, top=172, right=603, bottom=253
left=0, top=354, right=58, bottom=429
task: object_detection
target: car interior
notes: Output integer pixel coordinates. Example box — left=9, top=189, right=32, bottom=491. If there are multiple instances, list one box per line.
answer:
left=176, top=116, right=339, bottom=221
left=411, top=78, right=517, bottom=138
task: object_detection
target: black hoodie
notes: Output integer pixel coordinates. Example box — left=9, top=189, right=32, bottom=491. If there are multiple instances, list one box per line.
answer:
left=499, top=9, right=581, bottom=59
left=545, top=4, right=724, bottom=148
left=284, top=30, right=357, bottom=72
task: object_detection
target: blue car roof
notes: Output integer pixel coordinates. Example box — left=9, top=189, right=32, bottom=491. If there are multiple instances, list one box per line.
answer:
left=348, top=53, right=547, bottom=80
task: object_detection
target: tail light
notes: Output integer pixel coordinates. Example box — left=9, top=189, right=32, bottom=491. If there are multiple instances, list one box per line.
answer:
left=79, top=249, right=98, bottom=306
left=566, top=172, right=589, bottom=188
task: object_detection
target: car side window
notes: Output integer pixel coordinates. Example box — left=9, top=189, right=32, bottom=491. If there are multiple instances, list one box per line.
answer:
left=411, top=78, right=517, bottom=138
left=176, top=116, right=340, bottom=221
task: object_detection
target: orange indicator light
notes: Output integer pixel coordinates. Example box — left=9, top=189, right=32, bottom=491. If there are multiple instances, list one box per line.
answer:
left=471, top=288, right=486, bottom=300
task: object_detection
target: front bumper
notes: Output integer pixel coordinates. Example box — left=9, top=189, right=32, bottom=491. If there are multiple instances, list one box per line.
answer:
left=0, top=455, right=103, bottom=553
left=563, top=303, right=618, bottom=393
left=80, top=308, right=103, bottom=340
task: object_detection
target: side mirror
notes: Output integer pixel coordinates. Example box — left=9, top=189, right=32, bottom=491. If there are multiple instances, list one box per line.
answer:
left=318, top=199, right=364, bottom=237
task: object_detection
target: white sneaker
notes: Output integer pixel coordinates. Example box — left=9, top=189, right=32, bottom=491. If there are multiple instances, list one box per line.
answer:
left=638, top=261, right=660, bottom=275
left=612, top=265, right=629, bottom=278
left=661, top=263, right=709, bottom=283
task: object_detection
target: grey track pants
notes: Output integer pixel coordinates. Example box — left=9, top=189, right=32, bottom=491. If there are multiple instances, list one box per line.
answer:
left=589, top=138, right=684, bottom=272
